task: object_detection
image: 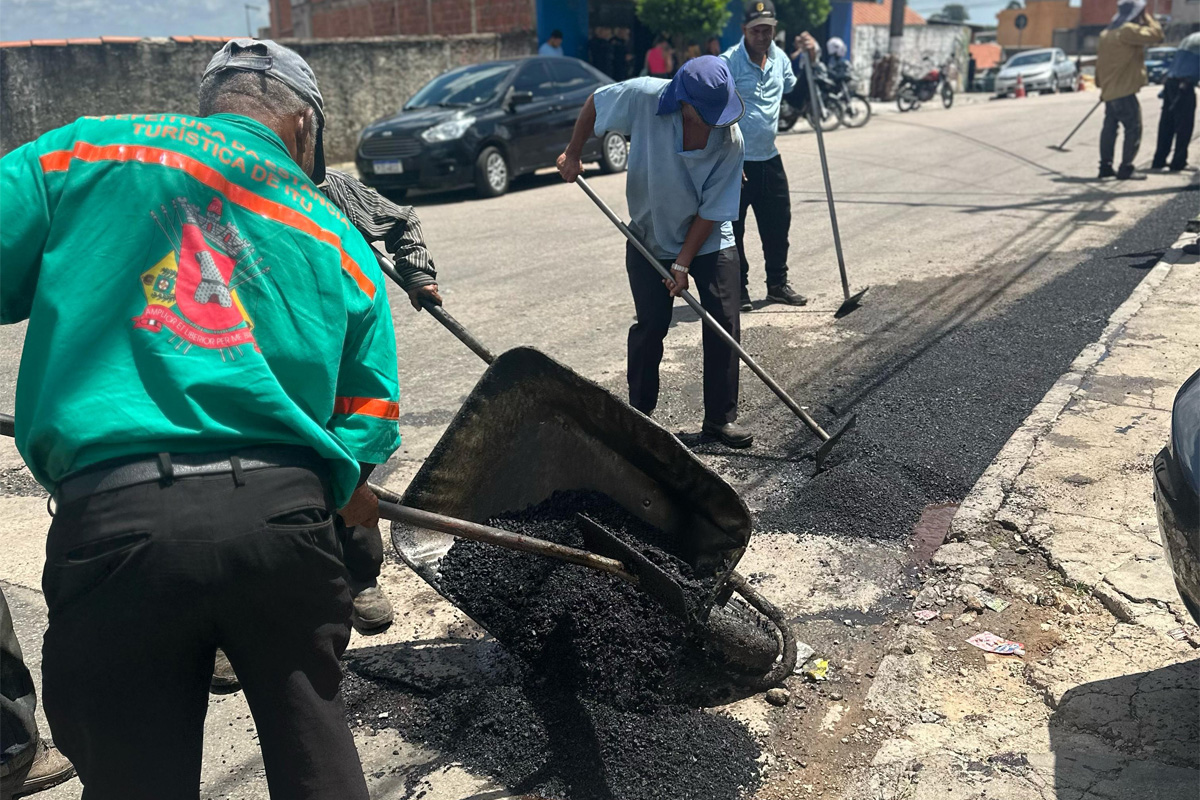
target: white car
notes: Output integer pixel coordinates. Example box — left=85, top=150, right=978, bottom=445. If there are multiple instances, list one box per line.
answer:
left=995, top=48, right=1078, bottom=96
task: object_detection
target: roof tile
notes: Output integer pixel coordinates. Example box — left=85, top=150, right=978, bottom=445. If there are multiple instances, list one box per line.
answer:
left=100, top=36, right=142, bottom=43
left=852, top=0, right=925, bottom=27
left=0, top=40, right=33, bottom=48
left=172, top=35, right=195, bottom=43
left=66, top=38, right=103, bottom=45
left=31, top=39, right=69, bottom=46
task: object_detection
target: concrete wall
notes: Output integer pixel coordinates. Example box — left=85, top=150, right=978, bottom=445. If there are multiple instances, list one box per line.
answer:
left=852, top=24, right=970, bottom=86
left=0, top=33, right=535, bottom=162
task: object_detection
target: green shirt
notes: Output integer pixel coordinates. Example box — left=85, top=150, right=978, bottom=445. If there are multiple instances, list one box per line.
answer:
left=1, top=112, right=400, bottom=506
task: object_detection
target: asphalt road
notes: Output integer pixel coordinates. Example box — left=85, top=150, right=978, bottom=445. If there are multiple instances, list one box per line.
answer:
left=0, top=85, right=1196, bottom=799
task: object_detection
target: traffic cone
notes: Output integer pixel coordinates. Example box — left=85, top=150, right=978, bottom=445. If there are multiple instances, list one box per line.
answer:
left=1015, top=74, right=1026, bottom=98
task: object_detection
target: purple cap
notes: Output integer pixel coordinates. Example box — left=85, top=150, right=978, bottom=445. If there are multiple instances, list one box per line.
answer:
left=656, top=55, right=745, bottom=128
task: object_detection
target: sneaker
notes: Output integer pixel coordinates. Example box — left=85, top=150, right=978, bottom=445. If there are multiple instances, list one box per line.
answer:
left=1097, top=165, right=1117, bottom=179
left=210, top=648, right=240, bottom=694
left=701, top=419, right=754, bottom=449
left=2, top=741, right=76, bottom=797
left=740, top=287, right=752, bottom=312
left=1116, top=164, right=1145, bottom=180
left=766, top=284, right=808, bottom=306
left=1169, top=163, right=1191, bottom=172
left=351, top=584, right=394, bottom=634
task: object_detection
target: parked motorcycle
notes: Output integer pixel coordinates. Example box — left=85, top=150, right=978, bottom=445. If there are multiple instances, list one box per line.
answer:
left=825, top=74, right=872, bottom=129
left=778, top=62, right=843, bottom=133
left=897, top=55, right=956, bottom=112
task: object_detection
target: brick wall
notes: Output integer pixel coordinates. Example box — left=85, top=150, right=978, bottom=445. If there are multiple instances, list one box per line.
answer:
left=273, top=0, right=535, bottom=38
left=0, top=33, right=535, bottom=162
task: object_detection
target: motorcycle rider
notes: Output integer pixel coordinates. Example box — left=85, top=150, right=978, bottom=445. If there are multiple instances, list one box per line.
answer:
left=825, top=37, right=851, bottom=85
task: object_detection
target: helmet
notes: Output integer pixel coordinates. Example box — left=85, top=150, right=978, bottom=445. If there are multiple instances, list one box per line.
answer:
left=826, top=37, right=847, bottom=58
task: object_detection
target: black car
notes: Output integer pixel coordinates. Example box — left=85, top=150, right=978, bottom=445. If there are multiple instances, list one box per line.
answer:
left=357, top=57, right=628, bottom=199
left=1155, top=368, right=1200, bottom=625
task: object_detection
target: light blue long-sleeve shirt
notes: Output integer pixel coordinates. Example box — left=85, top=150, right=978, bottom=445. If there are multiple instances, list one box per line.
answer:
left=1166, top=32, right=1200, bottom=82
left=538, top=42, right=564, bottom=57
left=720, top=39, right=796, bottom=161
left=593, top=77, right=744, bottom=259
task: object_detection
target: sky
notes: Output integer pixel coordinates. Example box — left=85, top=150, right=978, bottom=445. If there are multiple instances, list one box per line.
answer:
left=0, top=0, right=270, bottom=41
left=0, top=0, right=1015, bottom=43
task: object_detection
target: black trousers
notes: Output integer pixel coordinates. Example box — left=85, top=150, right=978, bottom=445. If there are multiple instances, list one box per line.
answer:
left=0, top=588, right=38, bottom=783
left=1152, top=79, right=1196, bottom=170
left=733, top=155, right=792, bottom=289
left=625, top=242, right=740, bottom=424
left=40, top=465, right=368, bottom=800
left=1100, top=94, right=1142, bottom=170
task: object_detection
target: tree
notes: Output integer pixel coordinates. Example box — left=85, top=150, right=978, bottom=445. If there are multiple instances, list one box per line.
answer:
left=938, top=3, right=969, bottom=21
left=634, top=0, right=731, bottom=42
left=774, top=0, right=833, bottom=37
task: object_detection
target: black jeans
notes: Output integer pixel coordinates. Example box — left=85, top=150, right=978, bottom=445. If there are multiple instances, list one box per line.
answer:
left=1100, top=94, right=1142, bottom=170
left=733, top=155, right=792, bottom=289
left=0, top=588, right=38, bottom=782
left=625, top=243, right=740, bottom=424
left=40, top=465, right=368, bottom=800
left=1152, top=79, right=1196, bottom=170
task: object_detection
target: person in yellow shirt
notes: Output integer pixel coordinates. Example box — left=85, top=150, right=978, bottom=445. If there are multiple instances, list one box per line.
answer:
left=1095, top=0, right=1164, bottom=179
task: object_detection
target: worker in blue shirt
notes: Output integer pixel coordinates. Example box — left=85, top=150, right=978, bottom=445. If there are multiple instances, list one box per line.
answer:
left=722, top=0, right=817, bottom=311
left=539, top=29, right=565, bottom=57
left=1151, top=31, right=1199, bottom=171
left=556, top=58, right=755, bottom=448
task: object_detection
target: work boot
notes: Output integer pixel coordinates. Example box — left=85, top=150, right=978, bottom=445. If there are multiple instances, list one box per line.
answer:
left=1, top=741, right=76, bottom=798
left=1116, top=164, right=1145, bottom=181
left=766, top=283, right=808, bottom=306
left=740, top=286, right=752, bottom=312
left=702, top=419, right=754, bottom=449
left=210, top=648, right=240, bottom=694
left=1097, top=164, right=1117, bottom=179
left=351, top=583, right=394, bottom=634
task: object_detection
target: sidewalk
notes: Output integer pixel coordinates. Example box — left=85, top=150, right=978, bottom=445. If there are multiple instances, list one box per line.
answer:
left=841, top=232, right=1200, bottom=799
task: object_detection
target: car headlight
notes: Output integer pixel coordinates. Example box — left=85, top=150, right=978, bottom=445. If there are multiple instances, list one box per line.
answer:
left=421, top=117, right=475, bottom=143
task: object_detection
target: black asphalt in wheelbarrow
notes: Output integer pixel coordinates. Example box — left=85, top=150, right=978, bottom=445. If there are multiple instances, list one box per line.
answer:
left=386, top=347, right=798, bottom=684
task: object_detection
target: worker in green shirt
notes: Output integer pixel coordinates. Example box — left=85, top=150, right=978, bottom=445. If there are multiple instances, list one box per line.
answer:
left=0, top=40, right=396, bottom=799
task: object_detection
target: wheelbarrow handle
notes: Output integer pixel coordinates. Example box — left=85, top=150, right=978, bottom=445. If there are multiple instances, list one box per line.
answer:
left=375, top=496, right=638, bottom=584
left=370, top=247, right=496, bottom=366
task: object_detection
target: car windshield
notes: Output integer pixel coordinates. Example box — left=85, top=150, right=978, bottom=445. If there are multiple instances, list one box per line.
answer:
left=405, top=63, right=514, bottom=110
left=1146, top=48, right=1175, bottom=61
left=1006, top=52, right=1053, bottom=67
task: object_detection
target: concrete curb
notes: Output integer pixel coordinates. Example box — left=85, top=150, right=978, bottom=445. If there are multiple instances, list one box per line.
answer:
left=948, top=231, right=1190, bottom=541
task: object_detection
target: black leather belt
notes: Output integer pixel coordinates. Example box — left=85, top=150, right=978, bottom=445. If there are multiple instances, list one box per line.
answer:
left=54, top=446, right=328, bottom=507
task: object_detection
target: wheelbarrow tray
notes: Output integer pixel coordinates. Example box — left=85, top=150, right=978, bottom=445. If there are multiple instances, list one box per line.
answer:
left=392, top=347, right=753, bottom=622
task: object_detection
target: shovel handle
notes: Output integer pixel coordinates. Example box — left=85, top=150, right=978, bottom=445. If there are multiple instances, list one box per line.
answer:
left=376, top=498, right=637, bottom=583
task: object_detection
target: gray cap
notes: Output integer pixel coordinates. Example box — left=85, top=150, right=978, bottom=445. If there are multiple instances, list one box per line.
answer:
left=203, top=39, right=326, bottom=183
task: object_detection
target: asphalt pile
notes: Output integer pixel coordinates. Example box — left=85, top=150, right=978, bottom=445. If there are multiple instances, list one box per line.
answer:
left=343, top=490, right=762, bottom=800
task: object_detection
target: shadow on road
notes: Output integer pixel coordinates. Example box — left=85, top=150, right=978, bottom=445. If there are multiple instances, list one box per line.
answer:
left=1049, top=660, right=1200, bottom=799
left=378, top=168, right=599, bottom=208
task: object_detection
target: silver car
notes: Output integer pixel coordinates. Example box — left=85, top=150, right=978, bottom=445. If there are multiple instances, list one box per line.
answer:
left=995, top=48, right=1078, bottom=96
left=1155, top=368, right=1200, bottom=625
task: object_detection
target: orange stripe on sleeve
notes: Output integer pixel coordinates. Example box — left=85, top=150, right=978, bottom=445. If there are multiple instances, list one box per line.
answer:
left=334, top=396, right=400, bottom=420
left=38, top=143, right=375, bottom=298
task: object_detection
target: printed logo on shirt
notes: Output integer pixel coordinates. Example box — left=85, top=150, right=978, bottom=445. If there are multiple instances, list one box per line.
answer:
left=132, top=195, right=268, bottom=359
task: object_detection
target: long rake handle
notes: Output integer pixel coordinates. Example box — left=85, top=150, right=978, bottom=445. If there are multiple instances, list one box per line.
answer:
left=575, top=176, right=832, bottom=443
left=801, top=57, right=852, bottom=303
left=376, top=498, right=636, bottom=582
left=1056, top=98, right=1103, bottom=150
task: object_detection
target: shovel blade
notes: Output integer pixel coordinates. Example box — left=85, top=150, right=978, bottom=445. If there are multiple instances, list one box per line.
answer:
left=834, top=287, right=870, bottom=318
left=814, top=413, right=857, bottom=470
left=577, top=513, right=693, bottom=623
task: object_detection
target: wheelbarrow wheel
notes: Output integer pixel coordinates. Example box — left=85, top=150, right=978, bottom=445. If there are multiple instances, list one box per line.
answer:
left=699, top=572, right=799, bottom=688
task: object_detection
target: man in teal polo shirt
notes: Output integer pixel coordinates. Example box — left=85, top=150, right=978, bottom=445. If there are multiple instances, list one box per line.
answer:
left=723, top=0, right=816, bottom=311
left=0, top=40, right=394, bottom=798
left=556, top=56, right=753, bottom=448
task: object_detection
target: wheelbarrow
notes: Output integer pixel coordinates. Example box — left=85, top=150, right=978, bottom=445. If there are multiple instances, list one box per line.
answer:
left=373, top=346, right=799, bottom=687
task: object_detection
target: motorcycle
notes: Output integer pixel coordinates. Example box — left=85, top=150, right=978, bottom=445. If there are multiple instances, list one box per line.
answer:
left=778, top=62, right=843, bottom=133
left=824, top=74, right=872, bottom=129
left=896, top=55, right=956, bottom=112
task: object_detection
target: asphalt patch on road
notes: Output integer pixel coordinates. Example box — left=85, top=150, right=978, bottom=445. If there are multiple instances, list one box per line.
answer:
left=344, top=491, right=764, bottom=799
left=705, top=186, right=1197, bottom=543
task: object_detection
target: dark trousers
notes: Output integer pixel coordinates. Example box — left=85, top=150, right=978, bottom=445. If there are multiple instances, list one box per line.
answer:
left=1152, top=79, right=1196, bottom=170
left=625, top=243, right=740, bottom=424
left=344, top=523, right=383, bottom=592
left=40, top=465, right=369, bottom=800
left=733, top=155, right=792, bottom=289
left=1100, top=94, right=1142, bottom=170
left=0, top=589, right=38, bottom=782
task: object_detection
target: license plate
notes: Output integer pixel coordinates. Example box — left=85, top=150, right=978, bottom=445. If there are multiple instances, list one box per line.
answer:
left=374, top=160, right=403, bottom=175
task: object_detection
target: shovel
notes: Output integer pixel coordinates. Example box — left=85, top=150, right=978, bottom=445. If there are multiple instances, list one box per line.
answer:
left=575, top=175, right=854, bottom=468
left=800, top=56, right=869, bottom=317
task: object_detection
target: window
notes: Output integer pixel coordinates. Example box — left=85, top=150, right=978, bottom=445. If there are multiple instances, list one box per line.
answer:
left=548, top=59, right=600, bottom=93
left=512, top=61, right=557, bottom=100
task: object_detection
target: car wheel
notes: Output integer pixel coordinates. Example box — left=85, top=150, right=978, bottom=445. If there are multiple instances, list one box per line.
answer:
left=474, top=146, right=509, bottom=198
left=598, top=131, right=628, bottom=174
